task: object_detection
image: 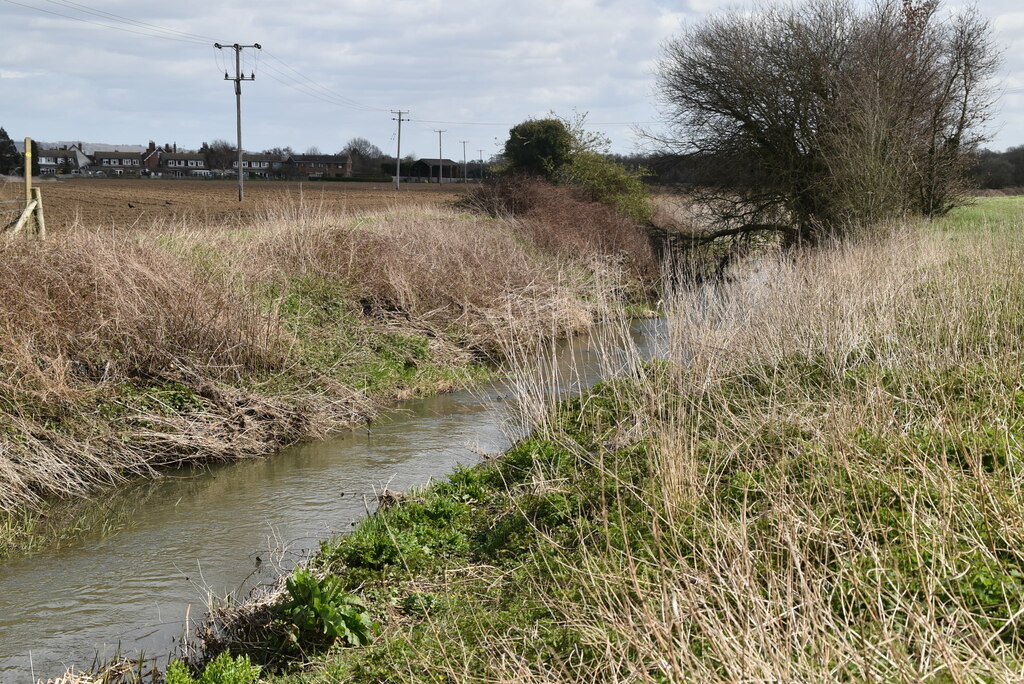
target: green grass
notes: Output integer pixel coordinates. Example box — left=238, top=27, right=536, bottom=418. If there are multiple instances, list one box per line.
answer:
left=939, top=194, right=1024, bottom=231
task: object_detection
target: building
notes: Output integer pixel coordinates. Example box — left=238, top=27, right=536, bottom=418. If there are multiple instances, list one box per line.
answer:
left=160, top=152, right=211, bottom=177
left=36, top=148, right=81, bottom=175
left=93, top=150, right=144, bottom=176
left=408, top=158, right=459, bottom=182
left=285, top=153, right=352, bottom=179
left=232, top=153, right=283, bottom=179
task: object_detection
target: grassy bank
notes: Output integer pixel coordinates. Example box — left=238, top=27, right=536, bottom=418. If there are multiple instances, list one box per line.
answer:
left=0, top=194, right=656, bottom=560
left=193, top=197, right=1024, bottom=682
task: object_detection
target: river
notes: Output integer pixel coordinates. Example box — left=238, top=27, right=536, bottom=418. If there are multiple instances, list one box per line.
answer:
left=0, top=318, right=665, bottom=681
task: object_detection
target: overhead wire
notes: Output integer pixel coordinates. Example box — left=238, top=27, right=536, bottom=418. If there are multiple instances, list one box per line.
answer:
left=0, top=0, right=213, bottom=43
left=261, top=50, right=387, bottom=112
left=254, top=59, right=383, bottom=112
left=41, top=0, right=225, bottom=43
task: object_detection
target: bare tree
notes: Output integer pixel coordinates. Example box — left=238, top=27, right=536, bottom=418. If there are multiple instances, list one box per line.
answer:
left=341, top=137, right=383, bottom=159
left=655, top=0, right=999, bottom=244
left=341, top=137, right=385, bottom=176
left=200, top=139, right=236, bottom=173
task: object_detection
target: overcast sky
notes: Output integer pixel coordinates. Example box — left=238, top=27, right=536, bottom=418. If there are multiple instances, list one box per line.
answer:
left=1, top=0, right=1021, bottom=159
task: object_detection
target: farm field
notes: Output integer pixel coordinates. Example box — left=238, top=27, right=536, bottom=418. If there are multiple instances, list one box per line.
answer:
left=0, top=178, right=468, bottom=230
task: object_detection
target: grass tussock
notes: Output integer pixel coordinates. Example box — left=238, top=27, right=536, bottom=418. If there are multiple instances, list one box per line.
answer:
left=0, top=200, right=636, bottom=552
left=250, top=199, right=1024, bottom=682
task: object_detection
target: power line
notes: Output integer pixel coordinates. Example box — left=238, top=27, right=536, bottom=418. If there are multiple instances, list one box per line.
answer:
left=41, top=0, right=222, bottom=43
left=262, top=51, right=386, bottom=113
left=0, top=0, right=213, bottom=43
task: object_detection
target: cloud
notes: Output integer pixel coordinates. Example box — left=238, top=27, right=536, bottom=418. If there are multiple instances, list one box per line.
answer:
left=0, top=0, right=1019, bottom=154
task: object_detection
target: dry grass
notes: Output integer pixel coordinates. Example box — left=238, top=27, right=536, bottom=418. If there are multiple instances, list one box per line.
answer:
left=297, top=202, right=1024, bottom=682
left=0, top=198, right=631, bottom=521
left=518, top=220, right=1024, bottom=681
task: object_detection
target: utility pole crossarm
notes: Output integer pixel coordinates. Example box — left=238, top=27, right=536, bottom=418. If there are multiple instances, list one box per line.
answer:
left=215, top=42, right=261, bottom=202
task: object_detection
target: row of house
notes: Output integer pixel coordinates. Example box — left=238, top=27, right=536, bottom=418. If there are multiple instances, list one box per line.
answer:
left=34, top=142, right=468, bottom=182
left=35, top=142, right=358, bottom=179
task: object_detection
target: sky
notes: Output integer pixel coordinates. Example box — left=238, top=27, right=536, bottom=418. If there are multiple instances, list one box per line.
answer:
left=0, top=0, right=1022, bottom=160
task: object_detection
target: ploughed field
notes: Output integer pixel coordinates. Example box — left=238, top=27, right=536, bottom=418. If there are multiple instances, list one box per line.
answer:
left=0, top=178, right=467, bottom=230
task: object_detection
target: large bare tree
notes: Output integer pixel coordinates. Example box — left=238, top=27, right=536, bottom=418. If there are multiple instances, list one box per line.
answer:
left=656, top=0, right=999, bottom=244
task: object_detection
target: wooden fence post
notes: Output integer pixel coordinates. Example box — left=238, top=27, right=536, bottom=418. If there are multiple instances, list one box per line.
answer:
left=24, top=137, right=32, bottom=203
left=31, top=187, right=46, bottom=239
left=23, top=137, right=35, bottom=234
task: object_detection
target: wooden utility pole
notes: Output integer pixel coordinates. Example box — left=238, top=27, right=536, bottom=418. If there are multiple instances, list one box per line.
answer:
left=391, top=110, right=409, bottom=190
left=215, top=42, right=260, bottom=202
left=478, top=149, right=484, bottom=182
left=434, top=129, right=446, bottom=183
left=460, top=140, right=469, bottom=182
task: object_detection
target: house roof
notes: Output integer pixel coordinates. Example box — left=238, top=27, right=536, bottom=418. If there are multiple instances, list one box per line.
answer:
left=288, top=154, right=350, bottom=164
left=414, top=158, right=458, bottom=166
left=244, top=153, right=280, bottom=162
left=37, top=148, right=77, bottom=158
left=95, top=151, right=143, bottom=159
left=162, top=153, right=206, bottom=161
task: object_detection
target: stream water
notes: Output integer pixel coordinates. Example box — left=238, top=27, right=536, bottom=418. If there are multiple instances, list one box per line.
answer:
left=0, top=318, right=665, bottom=682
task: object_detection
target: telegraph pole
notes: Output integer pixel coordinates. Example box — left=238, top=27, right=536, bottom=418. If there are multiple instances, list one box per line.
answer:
left=478, top=149, right=484, bottom=182
left=459, top=140, right=469, bottom=182
left=215, top=42, right=260, bottom=202
left=391, top=110, right=409, bottom=190
left=434, top=129, right=446, bottom=184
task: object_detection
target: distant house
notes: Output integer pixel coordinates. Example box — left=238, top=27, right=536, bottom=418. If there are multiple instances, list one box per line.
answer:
left=37, top=148, right=80, bottom=175
left=408, top=158, right=459, bottom=182
left=160, top=152, right=211, bottom=177
left=232, top=153, right=282, bottom=179
left=285, top=153, right=352, bottom=179
left=94, top=150, right=144, bottom=176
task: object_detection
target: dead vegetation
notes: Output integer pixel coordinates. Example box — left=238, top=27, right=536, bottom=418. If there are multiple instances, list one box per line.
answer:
left=0, top=190, right=650, bottom=537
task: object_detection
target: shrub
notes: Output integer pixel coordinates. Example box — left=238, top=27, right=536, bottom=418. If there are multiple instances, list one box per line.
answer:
left=556, top=151, right=654, bottom=223
left=273, top=569, right=375, bottom=655
left=165, top=653, right=261, bottom=684
left=464, top=177, right=659, bottom=288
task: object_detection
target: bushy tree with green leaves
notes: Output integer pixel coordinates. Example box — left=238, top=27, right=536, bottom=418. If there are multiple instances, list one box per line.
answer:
left=503, top=118, right=573, bottom=179
left=503, top=113, right=654, bottom=222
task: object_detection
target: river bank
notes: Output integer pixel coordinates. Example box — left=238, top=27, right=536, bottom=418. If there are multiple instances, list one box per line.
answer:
left=181, top=198, right=1024, bottom=682
left=0, top=186, right=657, bottom=561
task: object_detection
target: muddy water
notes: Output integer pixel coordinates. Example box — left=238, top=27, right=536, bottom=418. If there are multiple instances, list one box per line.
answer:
left=0, top=319, right=665, bottom=682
